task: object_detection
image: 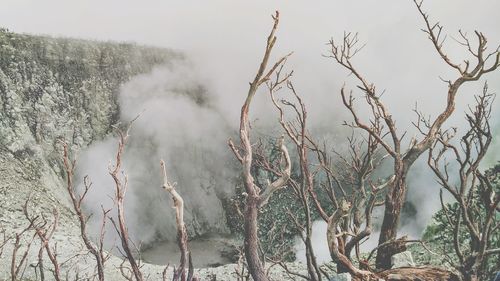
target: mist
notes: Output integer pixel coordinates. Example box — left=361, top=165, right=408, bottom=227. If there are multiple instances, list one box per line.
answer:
left=2, top=0, right=499, bottom=259
left=74, top=59, right=243, bottom=247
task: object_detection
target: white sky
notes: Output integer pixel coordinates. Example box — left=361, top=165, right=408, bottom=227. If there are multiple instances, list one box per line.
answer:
left=2, top=0, right=499, bottom=190
left=3, top=1, right=498, bottom=123
left=2, top=1, right=499, bottom=170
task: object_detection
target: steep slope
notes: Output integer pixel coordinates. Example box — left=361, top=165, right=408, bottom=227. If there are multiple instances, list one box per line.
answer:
left=0, top=27, right=178, bottom=154
left=0, top=28, right=179, bottom=279
left=0, top=28, right=309, bottom=281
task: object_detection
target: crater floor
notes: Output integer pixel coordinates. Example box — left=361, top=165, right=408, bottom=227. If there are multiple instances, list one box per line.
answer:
left=141, top=234, right=238, bottom=268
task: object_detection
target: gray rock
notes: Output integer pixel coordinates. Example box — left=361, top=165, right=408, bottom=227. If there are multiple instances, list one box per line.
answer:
left=330, top=273, right=352, bottom=281
left=391, top=251, right=416, bottom=268
left=387, top=273, right=404, bottom=280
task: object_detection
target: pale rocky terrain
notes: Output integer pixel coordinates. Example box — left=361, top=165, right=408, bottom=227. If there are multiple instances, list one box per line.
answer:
left=0, top=28, right=435, bottom=281
left=0, top=151, right=312, bottom=279
left=0, top=28, right=319, bottom=281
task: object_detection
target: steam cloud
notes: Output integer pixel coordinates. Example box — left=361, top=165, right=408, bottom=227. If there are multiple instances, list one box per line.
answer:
left=76, top=60, right=237, bottom=246
left=4, top=0, right=498, bottom=258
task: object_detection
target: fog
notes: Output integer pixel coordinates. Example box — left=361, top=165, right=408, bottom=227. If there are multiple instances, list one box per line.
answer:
left=2, top=0, right=499, bottom=257
left=75, top=61, right=237, bottom=245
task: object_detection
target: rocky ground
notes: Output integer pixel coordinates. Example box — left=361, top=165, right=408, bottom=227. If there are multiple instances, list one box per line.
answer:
left=0, top=119, right=290, bottom=280
left=0, top=143, right=353, bottom=280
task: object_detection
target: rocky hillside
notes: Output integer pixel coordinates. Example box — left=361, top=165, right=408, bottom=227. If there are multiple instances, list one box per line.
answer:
left=0, top=27, right=179, bottom=154
left=0, top=28, right=179, bottom=279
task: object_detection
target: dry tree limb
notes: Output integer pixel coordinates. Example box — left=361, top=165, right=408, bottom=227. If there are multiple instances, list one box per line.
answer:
left=35, top=240, right=45, bottom=281
left=10, top=211, right=37, bottom=281
left=228, top=10, right=292, bottom=281
left=108, top=123, right=143, bottom=281
left=428, top=84, right=498, bottom=281
left=160, top=160, right=195, bottom=281
left=59, top=141, right=107, bottom=281
left=326, top=0, right=500, bottom=269
left=162, top=264, right=170, bottom=281
left=326, top=200, right=377, bottom=280
left=22, top=197, right=61, bottom=281
left=258, top=135, right=291, bottom=208
left=118, top=259, right=134, bottom=281
left=0, top=227, right=9, bottom=260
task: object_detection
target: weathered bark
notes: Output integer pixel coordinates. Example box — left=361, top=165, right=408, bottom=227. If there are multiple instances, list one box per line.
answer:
left=376, top=165, right=408, bottom=269
left=243, top=197, right=268, bottom=281
left=327, top=200, right=377, bottom=280
left=60, top=142, right=106, bottom=281
left=228, top=11, right=292, bottom=281
left=160, top=160, right=194, bottom=281
left=379, top=267, right=461, bottom=281
left=109, top=128, right=143, bottom=281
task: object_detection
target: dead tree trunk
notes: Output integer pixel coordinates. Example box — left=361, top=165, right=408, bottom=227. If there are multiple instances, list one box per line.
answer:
left=326, top=200, right=377, bottom=280
left=244, top=197, right=266, bottom=281
left=160, top=160, right=195, bottom=281
left=60, top=142, right=107, bottom=281
left=108, top=125, right=143, bottom=281
left=328, top=0, right=499, bottom=269
left=428, top=85, right=499, bottom=281
left=376, top=161, right=408, bottom=269
left=228, top=11, right=292, bottom=281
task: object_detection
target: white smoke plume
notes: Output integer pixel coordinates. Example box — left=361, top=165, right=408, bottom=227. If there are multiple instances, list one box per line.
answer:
left=1, top=0, right=499, bottom=257
left=76, top=60, right=237, bottom=246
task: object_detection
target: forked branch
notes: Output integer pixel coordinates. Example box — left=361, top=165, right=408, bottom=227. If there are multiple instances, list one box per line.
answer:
left=228, top=11, right=292, bottom=281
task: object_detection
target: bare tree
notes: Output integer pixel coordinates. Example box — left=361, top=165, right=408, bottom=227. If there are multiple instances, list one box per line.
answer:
left=332, top=136, right=390, bottom=263
left=266, top=68, right=391, bottom=279
left=321, top=142, right=390, bottom=279
left=22, top=198, right=61, bottom=281
left=60, top=141, right=109, bottom=281
left=268, top=76, right=324, bottom=281
left=160, top=160, right=196, bottom=281
left=327, top=0, right=500, bottom=269
left=10, top=208, right=37, bottom=281
left=108, top=125, right=143, bottom=281
left=228, top=11, right=292, bottom=281
left=428, top=84, right=499, bottom=281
